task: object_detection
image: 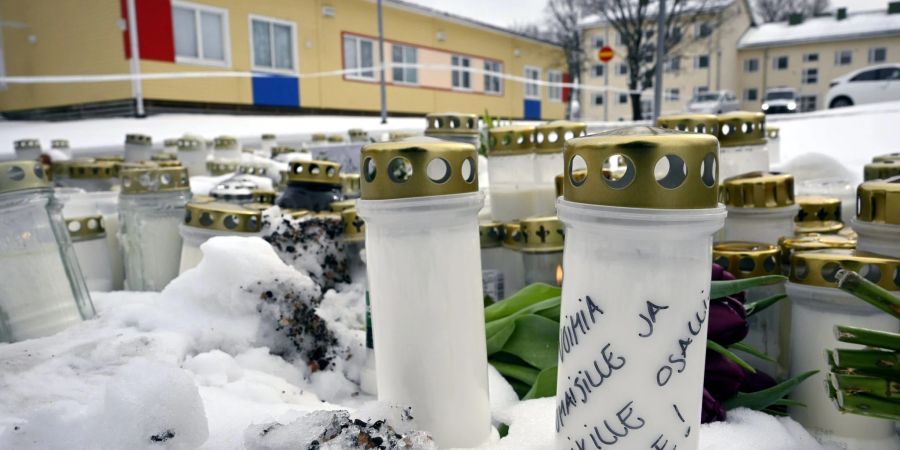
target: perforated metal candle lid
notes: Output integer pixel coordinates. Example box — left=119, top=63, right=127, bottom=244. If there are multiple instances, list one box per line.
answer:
left=262, top=133, right=276, bottom=140
left=287, top=160, right=341, bottom=185
left=856, top=176, right=900, bottom=225
left=327, top=134, right=345, bottom=143
left=311, top=133, right=327, bottom=142
left=272, top=145, right=309, bottom=157
left=126, top=133, right=152, bottom=146
left=251, top=189, right=277, bottom=205
left=864, top=160, right=900, bottom=181
left=52, top=139, right=70, bottom=149
left=177, top=137, right=203, bottom=151
left=348, top=128, right=368, bottom=139
left=519, top=216, right=565, bottom=253
left=330, top=199, right=356, bottom=213
left=14, top=139, right=41, bottom=150
left=717, top=111, right=766, bottom=147
left=479, top=221, right=503, bottom=248
left=389, top=131, right=418, bottom=142
left=152, top=153, right=178, bottom=162
left=767, top=126, right=780, bottom=140
left=722, top=171, right=795, bottom=208
left=655, top=114, right=719, bottom=135
left=873, top=152, right=900, bottom=163
left=789, top=249, right=900, bottom=290
left=425, top=112, right=480, bottom=136
left=237, top=163, right=270, bottom=177
left=120, top=166, right=190, bottom=194
left=360, top=138, right=478, bottom=200
left=534, top=121, right=587, bottom=153
left=184, top=201, right=262, bottom=233
left=206, top=160, right=238, bottom=176
left=0, top=160, right=49, bottom=194
left=713, top=242, right=780, bottom=279
left=341, top=173, right=360, bottom=196
left=488, top=125, right=535, bottom=155
left=214, top=136, right=238, bottom=149
left=67, top=160, right=119, bottom=179
left=502, top=222, right=522, bottom=249
left=66, top=215, right=106, bottom=241
left=342, top=208, right=365, bottom=242
left=796, top=196, right=842, bottom=222
left=562, top=126, right=719, bottom=209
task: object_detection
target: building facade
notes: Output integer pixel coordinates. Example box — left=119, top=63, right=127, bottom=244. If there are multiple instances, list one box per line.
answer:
left=0, top=0, right=567, bottom=120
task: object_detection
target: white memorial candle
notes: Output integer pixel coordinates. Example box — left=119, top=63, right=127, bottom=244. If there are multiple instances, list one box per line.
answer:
left=766, top=126, right=781, bottom=166
left=519, top=216, right=564, bottom=286
left=487, top=126, right=539, bottom=222
left=51, top=139, right=73, bottom=159
left=163, top=138, right=178, bottom=154
left=177, top=136, right=210, bottom=177
left=260, top=134, right=277, bottom=158
left=348, top=128, right=369, bottom=143
left=13, top=139, right=42, bottom=161
left=213, top=135, right=242, bottom=161
left=124, top=133, right=155, bottom=163
left=66, top=215, right=114, bottom=292
left=533, top=121, right=587, bottom=218
left=178, top=201, right=263, bottom=274
left=716, top=112, right=770, bottom=180
left=853, top=176, right=900, bottom=258
left=424, top=112, right=481, bottom=148
left=357, top=139, right=491, bottom=448
left=722, top=172, right=799, bottom=244
left=555, top=127, right=725, bottom=450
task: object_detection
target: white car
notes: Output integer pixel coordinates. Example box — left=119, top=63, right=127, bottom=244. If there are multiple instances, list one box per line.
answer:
left=685, top=90, right=740, bottom=114
left=827, top=64, right=900, bottom=108
left=761, top=88, right=799, bottom=114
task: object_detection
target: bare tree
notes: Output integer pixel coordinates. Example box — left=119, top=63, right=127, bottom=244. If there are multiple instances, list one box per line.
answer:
left=754, top=0, right=830, bottom=23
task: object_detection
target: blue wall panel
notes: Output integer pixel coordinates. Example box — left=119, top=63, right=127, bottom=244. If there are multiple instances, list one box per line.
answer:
left=523, top=99, right=541, bottom=120
left=252, top=74, right=299, bottom=108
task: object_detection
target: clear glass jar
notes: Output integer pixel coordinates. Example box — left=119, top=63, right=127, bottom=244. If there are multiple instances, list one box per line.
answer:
left=276, top=160, right=343, bottom=212
left=178, top=201, right=262, bottom=273
left=520, top=216, right=564, bottom=286
left=722, top=172, right=799, bottom=244
left=423, top=112, right=481, bottom=148
left=119, top=166, right=191, bottom=291
left=213, top=135, right=242, bottom=161
left=0, top=161, right=95, bottom=343
left=124, top=133, right=156, bottom=163
left=717, top=112, right=770, bottom=180
left=14, top=139, right=42, bottom=161
left=57, top=189, right=126, bottom=290
left=479, top=222, right=505, bottom=301
left=60, top=160, right=119, bottom=192
left=66, top=215, right=114, bottom=292
left=177, top=136, right=210, bottom=177
left=853, top=176, right=900, bottom=258
left=487, top=126, right=537, bottom=222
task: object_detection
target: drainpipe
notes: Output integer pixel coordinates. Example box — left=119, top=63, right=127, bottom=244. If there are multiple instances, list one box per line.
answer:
left=125, top=0, right=145, bottom=117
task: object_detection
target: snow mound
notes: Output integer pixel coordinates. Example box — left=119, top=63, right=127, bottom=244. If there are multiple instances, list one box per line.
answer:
left=699, top=408, right=838, bottom=450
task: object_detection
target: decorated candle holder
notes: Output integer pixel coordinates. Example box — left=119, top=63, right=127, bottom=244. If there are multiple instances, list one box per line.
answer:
left=556, top=127, right=725, bottom=450
left=213, top=135, right=241, bottom=160
left=62, top=160, right=120, bottom=192
left=177, top=136, right=209, bottom=177
left=786, top=249, right=900, bottom=449
left=534, top=121, right=587, bottom=217
left=124, top=133, right=155, bottom=163
left=356, top=138, right=490, bottom=448
left=487, top=125, right=538, bottom=221
left=655, top=113, right=719, bottom=135
left=250, top=189, right=277, bottom=206
left=716, top=112, right=770, bottom=180
left=479, top=221, right=506, bottom=301
left=864, top=159, right=900, bottom=181
left=66, top=215, right=114, bottom=292
left=206, top=160, right=239, bottom=176
left=501, top=221, right=527, bottom=295
left=794, top=196, right=844, bottom=235
left=721, top=171, right=798, bottom=244
left=276, top=160, right=343, bottom=212
left=766, top=126, right=781, bottom=165
left=119, top=166, right=191, bottom=291
left=853, top=176, right=900, bottom=258
left=14, top=138, right=42, bottom=161
left=178, top=201, right=262, bottom=273
left=424, top=112, right=481, bottom=148
left=0, top=161, right=95, bottom=343
left=519, top=216, right=564, bottom=286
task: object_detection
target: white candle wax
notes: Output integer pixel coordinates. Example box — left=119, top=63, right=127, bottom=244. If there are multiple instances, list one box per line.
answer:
left=72, top=236, right=114, bottom=292
left=124, top=143, right=155, bottom=163
left=179, top=149, right=211, bottom=177
left=121, top=206, right=184, bottom=291
left=214, top=147, right=242, bottom=161
left=533, top=152, right=564, bottom=218
left=489, top=187, right=545, bottom=222
left=853, top=220, right=900, bottom=259
left=723, top=206, right=798, bottom=244
left=719, top=145, right=770, bottom=180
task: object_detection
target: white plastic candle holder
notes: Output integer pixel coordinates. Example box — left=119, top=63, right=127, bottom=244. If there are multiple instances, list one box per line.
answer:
left=260, top=134, right=277, bottom=158
left=178, top=201, right=263, bottom=273
left=722, top=171, right=799, bottom=244
left=348, top=128, right=369, bottom=143
left=177, top=136, right=210, bottom=177
left=124, top=133, right=155, bottom=163
left=716, top=112, right=770, bottom=180
left=853, top=176, right=900, bottom=258
left=556, top=127, right=725, bottom=450
left=533, top=121, right=587, bottom=218
left=424, top=112, right=482, bottom=148
left=51, top=139, right=73, bottom=159
left=487, top=126, right=539, bottom=222
left=13, top=139, right=42, bottom=161
left=213, top=135, right=242, bottom=161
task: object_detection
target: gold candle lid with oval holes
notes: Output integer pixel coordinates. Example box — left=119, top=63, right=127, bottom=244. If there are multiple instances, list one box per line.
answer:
left=214, top=136, right=238, bottom=149
left=184, top=201, right=262, bottom=233
left=330, top=199, right=356, bottom=213
left=717, top=111, right=766, bottom=147
left=501, top=222, right=522, bottom=250
left=262, top=133, right=276, bottom=141
left=479, top=221, right=503, bottom=248
left=535, top=121, right=587, bottom=154
left=341, top=208, right=365, bottom=242
left=713, top=242, right=780, bottom=279
left=311, top=133, right=327, bottom=142
left=177, top=137, right=203, bottom=151
left=287, top=160, right=342, bottom=186
left=66, top=215, right=106, bottom=241
left=51, top=160, right=77, bottom=178
left=154, top=160, right=182, bottom=168
left=96, top=155, right=125, bottom=163
left=789, top=249, right=900, bottom=290
left=796, top=196, right=842, bottom=222
left=389, top=131, right=418, bottom=142
left=0, top=160, right=49, bottom=194
left=425, top=112, right=480, bottom=136
left=795, top=220, right=844, bottom=235
left=67, top=160, right=119, bottom=179
left=125, top=133, right=152, bottom=146
left=655, top=114, right=719, bottom=135
left=14, top=139, right=41, bottom=150
left=519, top=216, right=565, bottom=253
left=207, top=160, right=239, bottom=176
left=563, top=126, right=720, bottom=209
left=341, top=173, right=360, bottom=196
left=780, top=233, right=856, bottom=256
left=251, top=189, right=277, bottom=205
left=272, top=145, right=309, bottom=157
left=722, top=171, right=795, bottom=208
left=120, top=166, right=190, bottom=194
left=151, top=153, right=178, bottom=162
left=52, top=139, right=69, bottom=149
left=360, top=138, right=478, bottom=200
left=238, top=163, right=271, bottom=177
left=864, top=160, right=900, bottom=181
left=349, top=128, right=368, bottom=138
left=856, top=176, right=900, bottom=225
left=164, top=138, right=178, bottom=147
left=488, top=125, right=535, bottom=156
left=327, top=134, right=345, bottom=143
left=873, top=152, right=900, bottom=163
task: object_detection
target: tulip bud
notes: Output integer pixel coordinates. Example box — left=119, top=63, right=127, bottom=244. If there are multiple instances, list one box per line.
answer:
left=701, top=388, right=727, bottom=423
left=708, top=296, right=749, bottom=346
left=704, top=350, right=746, bottom=400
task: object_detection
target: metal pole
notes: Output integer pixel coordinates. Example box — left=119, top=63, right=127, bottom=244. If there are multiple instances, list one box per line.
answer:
left=653, top=0, right=665, bottom=122
left=376, top=0, right=387, bottom=124
left=604, top=27, right=609, bottom=122
left=125, top=0, right=145, bottom=117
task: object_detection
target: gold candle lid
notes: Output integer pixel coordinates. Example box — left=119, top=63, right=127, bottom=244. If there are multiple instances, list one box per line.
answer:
left=488, top=125, right=535, bottom=155
left=120, top=166, right=190, bottom=194
left=519, top=216, right=565, bottom=253
left=389, top=131, right=418, bottom=141
left=277, top=170, right=288, bottom=190
left=330, top=199, right=357, bottom=213
left=717, top=111, right=766, bottom=147
left=164, top=138, right=178, bottom=147
left=501, top=222, right=522, bottom=249
left=261, top=133, right=276, bottom=141
left=238, top=163, right=271, bottom=177
left=214, top=136, right=238, bottom=149
left=348, top=128, right=368, bottom=139
left=184, top=201, right=262, bottom=233
left=713, top=242, right=780, bottom=279
left=479, top=221, right=503, bottom=248
left=95, top=155, right=125, bottom=163
left=327, top=134, right=345, bottom=143
left=360, top=138, right=478, bottom=200
left=780, top=233, right=857, bottom=257
left=0, top=160, right=49, bottom=194
left=795, top=221, right=844, bottom=235
left=125, top=133, right=152, bottom=146
left=722, top=171, right=795, bottom=208
left=856, top=176, right=900, bottom=225
left=864, top=160, right=900, bottom=181
left=68, top=160, right=119, bottom=179
left=271, top=145, right=309, bottom=156
left=425, top=112, right=480, bottom=136
left=341, top=173, right=360, bottom=196
left=66, top=215, right=106, bottom=241
left=342, top=208, right=365, bottom=242
left=534, top=120, right=587, bottom=154
left=151, top=153, right=178, bottom=162
left=766, top=126, right=780, bottom=140
left=311, top=133, right=327, bottom=142
left=206, top=160, right=239, bottom=176
left=14, top=139, right=41, bottom=150
left=154, top=160, right=182, bottom=168
left=52, top=139, right=70, bottom=149
left=51, top=159, right=76, bottom=178
left=789, top=249, right=900, bottom=290
left=796, top=196, right=842, bottom=222
left=655, top=114, right=719, bottom=135
left=283, top=208, right=312, bottom=219
left=177, top=137, right=204, bottom=151
left=563, top=126, right=719, bottom=209
left=873, top=152, right=900, bottom=163
left=251, top=189, right=277, bottom=205
left=287, top=160, right=341, bottom=186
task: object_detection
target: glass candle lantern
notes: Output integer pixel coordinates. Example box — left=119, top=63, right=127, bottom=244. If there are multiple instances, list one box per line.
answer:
left=124, top=133, right=155, bottom=163
left=177, top=136, right=209, bottom=177
left=424, top=112, right=481, bottom=148
left=276, top=160, right=343, bottom=212
left=341, top=173, right=361, bottom=199
left=786, top=249, right=900, bottom=450
left=533, top=121, right=587, bottom=218
left=713, top=242, right=786, bottom=377
left=206, top=160, right=239, bottom=177
left=487, top=125, right=538, bottom=222
left=357, top=139, right=490, bottom=448
left=119, top=166, right=191, bottom=291
left=766, top=126, right=781, bottom=165
left=14, top=138, right=42, bottom=161
left=0, top=161, right=95, bottom=343
left=656, top=113, right=719, bottom=136
left=479, top=221, right=505, bottom=301
left=66, top=215, right=114, bottom=292
left=63, top=160, right=120, bottom=192
left=213, top=135, right=241, bottom=160
left=178, top=201, right=262, bottom=273
left=716, top=112, right=770, bottom=180
left=519, top=216, right=564, bottom=286
left=864, top=160, right=900, bottom=181
left=260, top=133, right=277, bottom=158
left=348, top=128, right=369, bottom=143
left=500, top=222, right=526, bottom=295
left=853, top=176, right=900, bottom=258
left=51, top=139, right=73, bottom=159
left=555, top=127, right=725, bottom=450
left=722, top=171, right=799, bottom=244
left=794, top=196, right=844, bottom=235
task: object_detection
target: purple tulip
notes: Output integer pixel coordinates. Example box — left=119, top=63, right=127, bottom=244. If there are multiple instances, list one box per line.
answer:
left=704, top=350, right=746, bottom=401
left=708, top=296, right=749, bottom=346
left=701, top=388, right=727, bottom=424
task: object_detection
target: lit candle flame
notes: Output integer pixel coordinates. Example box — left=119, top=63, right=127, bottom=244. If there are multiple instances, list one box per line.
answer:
left=555, top=263, right=563, bottom=286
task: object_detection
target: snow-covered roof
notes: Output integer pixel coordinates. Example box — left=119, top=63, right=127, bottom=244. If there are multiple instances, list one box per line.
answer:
left=738, top=10, right=900, bottom=49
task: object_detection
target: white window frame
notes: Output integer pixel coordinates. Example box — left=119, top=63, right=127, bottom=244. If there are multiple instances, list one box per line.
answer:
left=344, top=35, right=377, bottom=81
left=390, top=43, right=418, bottom=86
left=694, top=54, right=710, bottom=69
left=869, top=47, right=887, bottom=64
left=591, top=35, right=605, bottom=49
left=772, top=55, right=789, bottom=71
left=483, top=60, right=503, bottom=95
left=802, top=67, right=818, bottom=85
left=694, top=22, right=712, bottom=39
left=172, top=1, right=231, bottom=67
left=803, top=52, right=819, bottom=63
left=834, top=50, right=853, bottom=66
left=743, top=58, right=758, bottom=73
left=524, top=66, right=541, bottom=99
left=548, top=70, right=563, bottom=102
left=451, top=55, right=472, bottom=91
left=248, top=15, right=297, bottom=74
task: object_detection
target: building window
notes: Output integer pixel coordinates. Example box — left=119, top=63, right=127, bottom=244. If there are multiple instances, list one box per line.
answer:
left=695, top=22, right=712, bottom=38
left=592, top=93, right=604, bottom=106
left=548, top=70, right=563, bottom=102
left=617, top=63, right=628, bottom=76
left=665, top=56, right=681, bottom=73
left=343, top=35, right=375, bottom=80
left=803, top=53, right=819, bottom=63
left=618, top=93, right=628, bottom=104
left=665, top=88, right=680, bottom=102
left=451, top=55, right=471, bottom=90
left=694, top=54, right=710, bottom=69
left=773, top=56, right=789, bottom=70
left=592, top=64, right=605, bottom=78
left=799, top=95, right=817, bottom=112
left=250, top=16, right=295, bottom=72
left=616, top=32, right=624, bottom=46
left=172, top=1, right=229, bottom=66
left=802, top=68, right=818, bottom=84
left=693, top=86, right=709, bottom=97
left=744, top=88, right=758, bottom=101
left=391, top=44, right=417, bottom=84
left=484, top=60, right=502, bottom=95
left=592, top=35, right=605, bottom=49
left=834, top=50, right=852, bottom=66
left=743, top=58, right=759, bottom=73
left=869, top=47, right=887, bottom=64
left=524, top=66, right=541, bottom=99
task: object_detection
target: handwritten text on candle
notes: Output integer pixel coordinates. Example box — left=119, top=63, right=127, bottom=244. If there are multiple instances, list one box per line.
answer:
left=564, top=401, right=645, bottom=450
left=559, top=296, right=604, bottom=363
left=556, top=343, right=627, bottom=431
left=656, top=298, right=708, bottom=387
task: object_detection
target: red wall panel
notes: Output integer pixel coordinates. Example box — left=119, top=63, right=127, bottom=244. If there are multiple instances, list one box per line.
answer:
left=121, top=0, right=175, bottom=62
